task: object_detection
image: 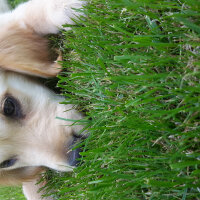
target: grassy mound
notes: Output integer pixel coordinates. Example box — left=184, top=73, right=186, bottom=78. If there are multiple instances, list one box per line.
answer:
left=45, top=0, right=199, bottom=199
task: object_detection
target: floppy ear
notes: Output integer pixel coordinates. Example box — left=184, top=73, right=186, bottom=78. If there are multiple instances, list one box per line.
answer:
left=0, top=167, right=44, bottom=185
left=0, top=24, right=61, bottom=78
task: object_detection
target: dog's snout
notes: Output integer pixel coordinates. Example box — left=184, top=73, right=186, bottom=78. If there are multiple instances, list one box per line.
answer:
left=67, top=137, right=82, bottom=167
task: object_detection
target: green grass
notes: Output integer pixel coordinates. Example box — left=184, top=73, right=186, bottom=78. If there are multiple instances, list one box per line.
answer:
left=4, top=0, right=200, bottom=199
left=51, top=0, right=200, bottom=199
left=0, top=187, right=25, bottom=200
left=8, top=0, right=26, bottom=8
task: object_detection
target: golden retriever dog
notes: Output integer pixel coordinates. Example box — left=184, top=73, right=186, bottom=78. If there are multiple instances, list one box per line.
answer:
left=0, top=0, right=85, bottom=199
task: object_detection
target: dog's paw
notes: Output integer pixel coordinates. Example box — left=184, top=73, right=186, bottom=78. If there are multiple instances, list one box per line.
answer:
left=48, top=0, right=85, bottom=31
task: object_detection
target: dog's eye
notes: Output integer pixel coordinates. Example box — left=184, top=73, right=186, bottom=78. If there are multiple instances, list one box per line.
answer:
left=2, top=96, right=23, bottom=118
left=0, top=158, right=17, bottom=168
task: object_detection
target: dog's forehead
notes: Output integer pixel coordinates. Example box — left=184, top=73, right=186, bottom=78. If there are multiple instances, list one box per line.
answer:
left=0, top=70, right=7, bottom=93
left=0, top=71, right=34, bottom=89
left=0, top=71, right=51, bottom=98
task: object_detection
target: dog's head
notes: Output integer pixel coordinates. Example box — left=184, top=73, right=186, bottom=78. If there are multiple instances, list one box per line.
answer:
left=0, top=24, right=85, bottom=185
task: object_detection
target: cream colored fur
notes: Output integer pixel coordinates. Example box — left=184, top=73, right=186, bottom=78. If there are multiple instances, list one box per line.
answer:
left=0, top=0, right=85, bottom=199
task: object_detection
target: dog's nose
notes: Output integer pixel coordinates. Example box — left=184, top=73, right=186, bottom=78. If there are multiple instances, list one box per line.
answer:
left=67, top=137, right=82, bottom=167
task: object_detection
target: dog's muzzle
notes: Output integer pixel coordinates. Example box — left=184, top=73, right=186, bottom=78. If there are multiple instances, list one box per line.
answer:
left=67, top=136, right=82, bottom=167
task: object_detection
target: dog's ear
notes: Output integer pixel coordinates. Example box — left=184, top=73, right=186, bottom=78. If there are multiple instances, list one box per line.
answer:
left=0, top=167, right=44, bottom=185
left=0, top=24, right=61, bottom=77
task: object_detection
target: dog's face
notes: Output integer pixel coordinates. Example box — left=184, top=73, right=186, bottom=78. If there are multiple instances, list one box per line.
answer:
left=0, top=0, right=86, bottom=188
left=0, top=70, right=84, bottom=184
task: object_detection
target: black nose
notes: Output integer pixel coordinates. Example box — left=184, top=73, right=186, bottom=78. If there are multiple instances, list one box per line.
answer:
left=67, top=137, right=82, bottom=167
